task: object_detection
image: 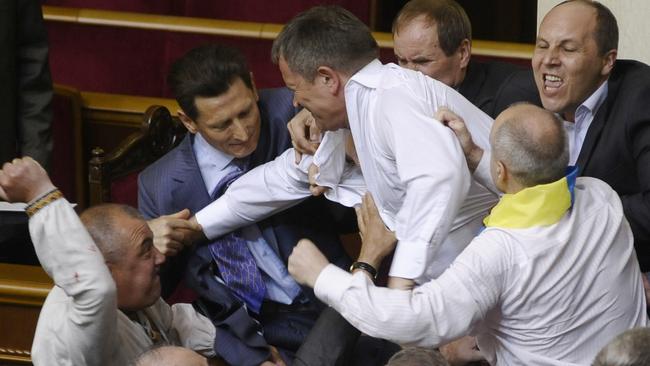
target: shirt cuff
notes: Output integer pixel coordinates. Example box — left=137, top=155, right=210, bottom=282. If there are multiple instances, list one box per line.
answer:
left=314, top=263, right=354, bottom=306
left=194, top=197, right=239, bottom=240
left=388, top=239, right=429, bottom=280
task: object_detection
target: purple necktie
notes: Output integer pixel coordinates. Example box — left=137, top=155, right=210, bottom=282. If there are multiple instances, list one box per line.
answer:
left=208, top=160, right=266, bottom=313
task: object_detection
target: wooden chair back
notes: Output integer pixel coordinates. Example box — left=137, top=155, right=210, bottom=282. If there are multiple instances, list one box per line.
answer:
left=88, top=105, right=185, bottom=206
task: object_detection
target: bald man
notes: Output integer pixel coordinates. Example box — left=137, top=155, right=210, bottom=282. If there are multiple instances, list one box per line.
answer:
left=0, top=158, right=218, bottom=365
left=288, top=103, right=648, bottom=365
left=134, top=346, right=208, bottom=366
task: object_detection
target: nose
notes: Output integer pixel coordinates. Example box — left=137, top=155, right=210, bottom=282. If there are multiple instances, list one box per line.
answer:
left=154, top=249, right=165, bottom=266
left=231, top=119, right=250, bottom=141
left=542, top=46, right=560, bottom=66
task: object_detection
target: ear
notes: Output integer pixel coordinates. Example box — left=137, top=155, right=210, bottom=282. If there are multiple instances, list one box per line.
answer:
left=600, top=49, right=617, bottom=77
left=316, top=66, right=341, bottom=96
left=178, top=110, right=199, bottom=134
left=495, top=160, right=508, bottom=190
left=458, top=38, right=471, bottom=69
left=249, top=72, right=259, bottom=102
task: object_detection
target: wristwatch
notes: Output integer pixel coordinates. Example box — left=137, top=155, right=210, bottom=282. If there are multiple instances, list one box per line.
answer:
left=349, top=261, right=378, bottom=280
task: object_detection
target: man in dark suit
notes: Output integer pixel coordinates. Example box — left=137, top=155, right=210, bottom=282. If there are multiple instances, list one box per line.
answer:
left=0, top=0, right=52, bottom=170
left=138, top=45, right=351, bottom=366
left=465, top=2, right=650, bottom=281
left=392, top=0, right=518, bottom=115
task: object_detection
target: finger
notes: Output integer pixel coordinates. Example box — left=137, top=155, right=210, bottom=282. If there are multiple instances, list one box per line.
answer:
left=355, top=205, right=366, bottom=235
left=169, top=208, right=191, bottom=219
left=433, top=107, right=452, bottom=121
left=309, top=185, right=327, bottom=196
left=308, top=119, right=321, bottom=142
left=0, top=186, right=7, bottom=201
left=293, top=147, right=302, bottom=165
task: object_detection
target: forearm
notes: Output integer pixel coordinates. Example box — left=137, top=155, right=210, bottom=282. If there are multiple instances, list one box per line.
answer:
left=314, top=264, right=480, bottom=346
left=195, top=149, right=312, bottom=239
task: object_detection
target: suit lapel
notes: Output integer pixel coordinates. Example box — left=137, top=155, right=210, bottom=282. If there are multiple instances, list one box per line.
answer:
left=169, top=135, right=213, bottom=214
left=576, top=76, right=620, bottom=174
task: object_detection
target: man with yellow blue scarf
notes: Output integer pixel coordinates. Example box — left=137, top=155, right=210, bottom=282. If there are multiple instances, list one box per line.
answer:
left=287, top=103, right=648, bottom=365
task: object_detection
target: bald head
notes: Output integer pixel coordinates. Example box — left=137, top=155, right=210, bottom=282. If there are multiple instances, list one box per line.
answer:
left=133, top=346, right=208, bottom=366
left=594, top=328, right=650, bottom=366
left=80, top=204, right=144, bottom=263
left=491, top=103, right=568, bottom=188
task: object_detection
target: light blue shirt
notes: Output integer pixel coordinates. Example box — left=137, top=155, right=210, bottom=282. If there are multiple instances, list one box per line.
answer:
left=563, top=81, right=608, bottom=165
left=193, top=133, right=301, bottom=305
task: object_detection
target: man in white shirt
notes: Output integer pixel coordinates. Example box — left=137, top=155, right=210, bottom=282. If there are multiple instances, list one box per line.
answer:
left=0, top=157, right=218, bottom=365
left=193, top=5, right=497, bottom=289
left=287, top=103, right=648, bottom=365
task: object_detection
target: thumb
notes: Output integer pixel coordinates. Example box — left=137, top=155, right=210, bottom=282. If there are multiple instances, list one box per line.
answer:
left=170, top=208, right=191, bottom=219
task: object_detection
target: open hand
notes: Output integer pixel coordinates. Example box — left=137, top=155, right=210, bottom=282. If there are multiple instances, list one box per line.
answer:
left=355, top=193, right=396, bottom=269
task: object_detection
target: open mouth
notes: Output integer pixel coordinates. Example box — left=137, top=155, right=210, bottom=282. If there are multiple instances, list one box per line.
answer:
left=543, top=73, right=563, bottom=90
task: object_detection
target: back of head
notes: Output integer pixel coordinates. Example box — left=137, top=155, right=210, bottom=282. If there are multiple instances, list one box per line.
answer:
left=554, top=0, right=618, bottom=55
left=271, top=5, right=379, bottom=81
left=594, top=328, right=650, bottom=366
left=393, top=0, right=471, bottom=56
left=133, top=345, right=207, bottom=366
left=492, top=103, right=569, bottom=187
left=386, top=347, right=449, bottom=366
left=167, top=44, right=253, bottom=121
left=80, top=203, right=143, bottom=263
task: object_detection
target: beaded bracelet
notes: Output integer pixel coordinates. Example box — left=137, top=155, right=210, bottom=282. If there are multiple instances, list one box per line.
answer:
left=25, top=189, right=63, bottom=217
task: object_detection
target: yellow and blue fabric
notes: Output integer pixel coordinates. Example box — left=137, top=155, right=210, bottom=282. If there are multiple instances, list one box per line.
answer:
left=483, top=166, right=578, bottom=229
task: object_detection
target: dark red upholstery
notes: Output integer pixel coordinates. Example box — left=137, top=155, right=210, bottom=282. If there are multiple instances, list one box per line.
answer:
left=108, top=171, right=139, bottom=207
left=43, top=0, right=370, bottom=23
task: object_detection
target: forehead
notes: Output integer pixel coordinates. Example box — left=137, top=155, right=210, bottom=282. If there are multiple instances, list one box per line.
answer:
left=279, top=57, right=310, bottom=89
left=395, top=16, right=439, bottom=45
left=194, top=78, right=256, bottom=122
left=117, top=215, right=152, bottom=251
left=539, top=2, right=597, bottom=40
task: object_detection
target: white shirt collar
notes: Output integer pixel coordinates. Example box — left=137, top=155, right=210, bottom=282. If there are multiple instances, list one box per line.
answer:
left=575, top=80, right=608, bottom=124
left=347, top=59, right=384, bottom=89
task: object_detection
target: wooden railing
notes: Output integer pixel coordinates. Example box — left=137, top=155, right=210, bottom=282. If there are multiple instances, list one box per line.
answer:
left=0, top=264, right=52, bottom=364
left=42, top=5, right=534, bottom=60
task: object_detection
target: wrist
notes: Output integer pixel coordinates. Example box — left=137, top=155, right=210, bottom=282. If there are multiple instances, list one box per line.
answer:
left=467, top=146, right=484, bottom=173
left=349, top=261, right=378, bottom=280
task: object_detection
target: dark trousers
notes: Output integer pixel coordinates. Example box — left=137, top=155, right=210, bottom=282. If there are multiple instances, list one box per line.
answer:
left=294, top=307, right=400, bottom=366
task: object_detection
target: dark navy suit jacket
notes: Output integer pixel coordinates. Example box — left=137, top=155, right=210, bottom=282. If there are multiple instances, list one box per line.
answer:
left=138, top=87, right=351, bottom=365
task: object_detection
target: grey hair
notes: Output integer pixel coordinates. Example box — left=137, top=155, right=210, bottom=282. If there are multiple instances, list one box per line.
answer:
left=271, top=5, right=379, bottom=82
left=386, top=347, right=449, bottom=366
left=80, top=204, right=144, bottom=263
left=492, top=103, right=569, bottom=187
left=593, top=328, right=650, bottom=366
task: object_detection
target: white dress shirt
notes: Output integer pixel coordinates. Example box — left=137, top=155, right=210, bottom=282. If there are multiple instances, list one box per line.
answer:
left=29, top=198, right=216, bottom=366
left=315, top=177, right=648, bottom=365
left=197, top=60, right=498, bottom=282
left=563, top=81, right=608, bottom=165
left=194, top=133, right=301, bottom=304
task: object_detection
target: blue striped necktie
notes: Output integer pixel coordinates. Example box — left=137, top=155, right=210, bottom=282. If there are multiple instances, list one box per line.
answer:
left=208, top=159, right=266, bottom=313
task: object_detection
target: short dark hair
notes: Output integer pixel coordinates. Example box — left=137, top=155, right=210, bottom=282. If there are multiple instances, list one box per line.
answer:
left=555, top=0, right=618, bottom=55
left=167, top=44, right=253, bottom=121
left=392, top=0, right=472, bottom=57
left=386, top=347, right=449, bottom=366
left=271, top=6, right=378, bottom=81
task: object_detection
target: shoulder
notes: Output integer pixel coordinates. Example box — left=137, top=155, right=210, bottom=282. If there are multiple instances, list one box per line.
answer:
left=139, top=134, right=191, bottom=184
left=609, top=60, right=650, bottom=96
left=574, top=176, right=622, bottom=212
